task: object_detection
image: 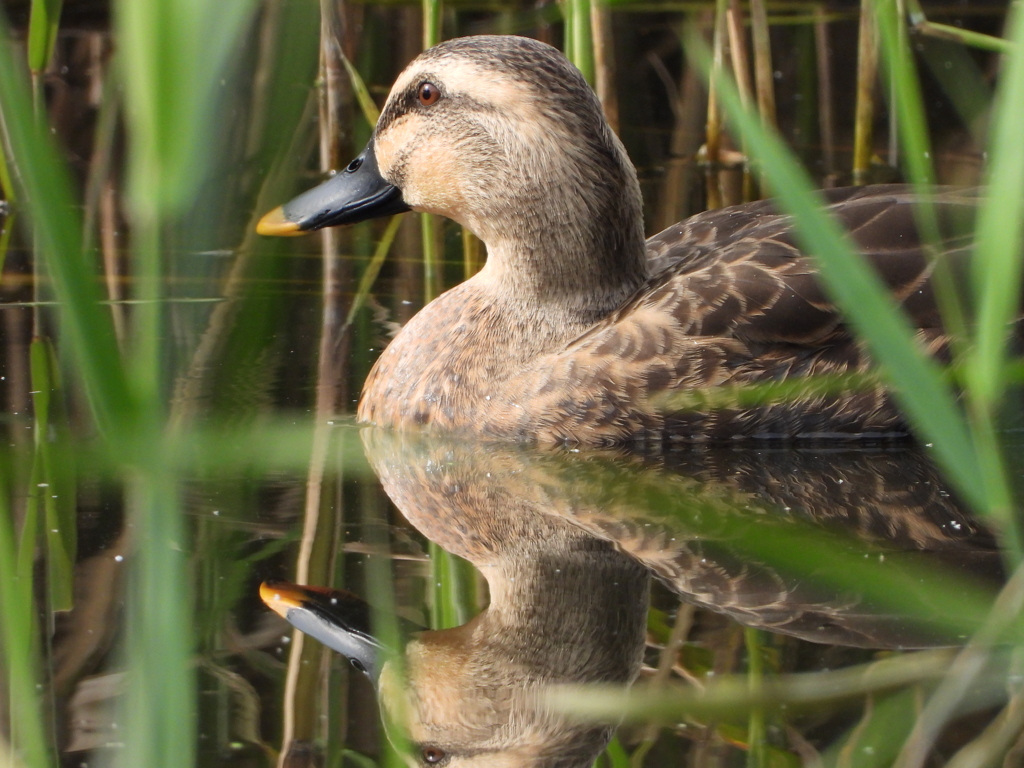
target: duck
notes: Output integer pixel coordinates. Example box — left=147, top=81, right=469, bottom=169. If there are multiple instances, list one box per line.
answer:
left=257, top=34, right=982, bottom=447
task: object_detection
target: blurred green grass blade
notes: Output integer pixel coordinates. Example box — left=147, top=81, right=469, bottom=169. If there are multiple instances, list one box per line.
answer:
left=27, top=0, right=63, bottom=74
left=905, top=0, right=1015, bottom=56
left=341, top=53, right=381, bottom=126
left=874, top=0, right=973, bottom=379
left=874, top=0, right=935, bottom=188
left=428, top=543, right=476, bottom=629
left=655, top=371, right=880, bottom=413
left=917, top=24, right=1013, bottom=55
left=360, top=482, right=412, bottom=768
left=686, top=30, right=985, bottom=511
left=599, top=736, right=629, bottom=767
left=31, top=337, right=75, bottom=612
left=122, top=470, right=195, bottom=768
left=715, top=723, right=800, bottom=768
left=917, top=39, right=991, bottom=145
left=0, top=14, right=135, bottom=439
left=114, top=0, right=259, bottom=219
left=0, top=487, right=55, bottom=768
left=968, top=5, right=1024, bottom=411
left=633, top=479, right=996, bottom=642
left=745, top=628, right=767, bottom=768
left=0, top=212, right=13, bottom=280
left=16, top=464, right=39, bottom=587
left=0, top=136, right=15, bottom=202
left=24, top=421, right=371, bottom=481
left=822, top=689, right=919, bottom=768
left=556, top=449, right=1000, bottom=643
left=548, top=647, right=1003, bottom=722
left=342, top=749, right=381, bottom=767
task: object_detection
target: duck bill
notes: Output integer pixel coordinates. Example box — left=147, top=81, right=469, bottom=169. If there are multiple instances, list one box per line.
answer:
left=256, top=139, right=410, bottom=236
left=260, top=581, right=382, bottom=680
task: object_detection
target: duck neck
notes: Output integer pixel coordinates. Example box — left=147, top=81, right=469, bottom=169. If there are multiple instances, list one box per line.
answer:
left=471, top=140, right=650, bottom=326
left=477, top=537, right=650, bottom=681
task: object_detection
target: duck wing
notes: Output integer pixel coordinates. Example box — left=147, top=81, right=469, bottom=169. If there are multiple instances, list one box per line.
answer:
left=639, top=184, right=978, bottom=346
left=507, top=186, right=981, bottom=443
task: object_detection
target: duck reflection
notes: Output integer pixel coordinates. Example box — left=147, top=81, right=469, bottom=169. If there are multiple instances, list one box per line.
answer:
left=263, top=430, right=1002, bottom=766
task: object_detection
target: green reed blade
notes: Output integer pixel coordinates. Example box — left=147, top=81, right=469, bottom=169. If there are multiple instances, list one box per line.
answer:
left=654, top=370, right=880, bottom=413
left=822, top=689, right=920, bottom=768
left=0, top=134, right=15, bottom=203
left=121, top=469, right=195, bottom=768
left=600, top=736, right=629, bottom=768
left=916, top=39, right=991, bottom=147
left=653, top=478, right=994, bottom=641
left=567, top=0, right=595, bottom=84
left=342, top=749, right=381, bottom=767
left=462, top=227, right=483, bottom=279
left=0, top=487, right=55, bottom=768
left=428, top=543, right=477, bottom=630
left=548, top=447, right=1002, bottom=658
left=421, top=0, right=442, bottom=304
left=0, top=14, right=135, bottom=439
left=340, top=53, right=381, bottom=126
left=113, top=0, right=259, bottom=220
left=687, top=31, right=986, bottom=512
left=968, top=5, right=1024, bottom=413
left=905, top=0, right=1015, bottom=55
left=16, top=460, right=39, bottom=590
left=548, top=648, right=997, bottom=723
left=27, top=0, right=63, bottom=74
left=360, top=473, right=411, bottom=768
left=30, top=337, right=75, bottom=612
left=0, top=212, right=14, bottom=284
left=915, top=22, right=1014, bottom=55
left=423, top=0, right=442, bottom=50
left=873, top=0, right=969, bottom=350
left=873, top=0, right=935, bottom=187
left=745, top=628, right=767, bottom=768
left=343, top=215, right=404, bottom=331
left=422, top=213, right=440, bottom=302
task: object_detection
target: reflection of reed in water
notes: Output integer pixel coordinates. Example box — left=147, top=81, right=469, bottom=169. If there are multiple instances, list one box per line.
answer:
left=265, top=429, right=1002, bottom=767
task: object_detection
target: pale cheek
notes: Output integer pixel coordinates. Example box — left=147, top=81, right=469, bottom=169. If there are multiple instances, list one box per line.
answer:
left=403, top=143, right=470, bottom=221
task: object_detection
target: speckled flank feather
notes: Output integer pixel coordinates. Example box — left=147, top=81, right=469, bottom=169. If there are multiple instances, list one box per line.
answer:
left=357, top=36, right=987, bottom=446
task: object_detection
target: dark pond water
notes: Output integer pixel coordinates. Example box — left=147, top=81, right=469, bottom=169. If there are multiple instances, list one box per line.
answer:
left=0, top=1, right=1017, bottom=766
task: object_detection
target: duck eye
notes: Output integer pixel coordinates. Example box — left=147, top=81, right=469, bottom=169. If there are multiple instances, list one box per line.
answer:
left=417, top=82, right=441, bottom=106
left=422, top=746, right=446, bottom=764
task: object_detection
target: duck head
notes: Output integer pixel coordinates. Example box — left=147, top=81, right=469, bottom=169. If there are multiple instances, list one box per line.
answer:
left=258, top=35, right=648, bottom=308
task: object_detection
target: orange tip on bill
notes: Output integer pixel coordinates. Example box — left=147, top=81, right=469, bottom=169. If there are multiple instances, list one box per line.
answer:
left=256, top=206, right=303, bottom=237
left=259, top=581, right=303, bottom=617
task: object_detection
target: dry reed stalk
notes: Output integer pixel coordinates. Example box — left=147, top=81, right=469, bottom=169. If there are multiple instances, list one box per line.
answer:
left=852, top=0, right=878, bottom=185
left=277, top=5, right=352, bottom=759
left=591, top=0, right=619, bottom=133
left=655, top=57, right=705, bottom=230
left=705, top=0, right=728, bottom=210
left=813, top=4, right=836, bottom=184
left=99, top=180, right=125, bottom=345
left=726, top=0, right=754, bottom=200
left=749, top=0, right=776, bottom=129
